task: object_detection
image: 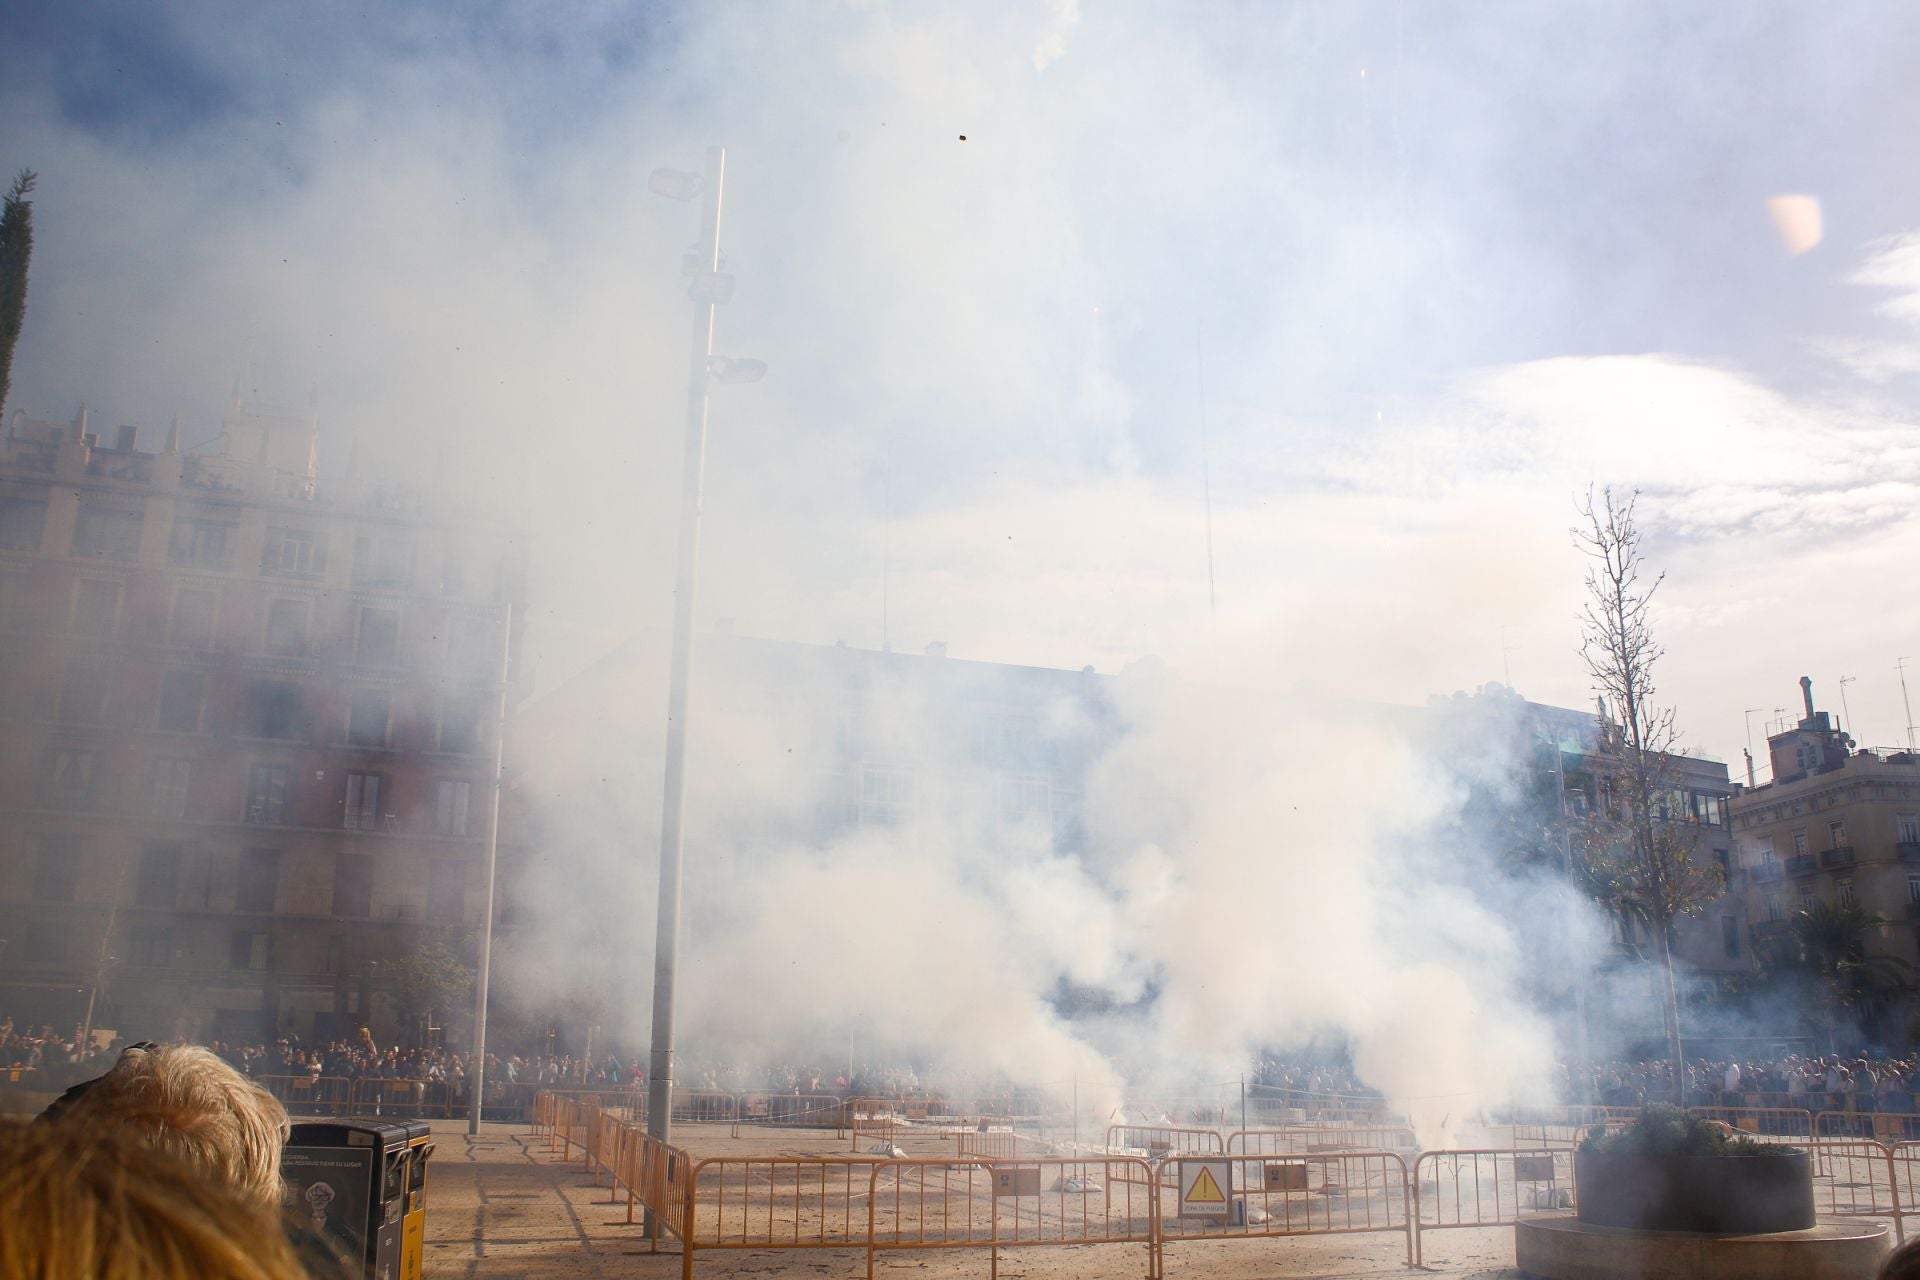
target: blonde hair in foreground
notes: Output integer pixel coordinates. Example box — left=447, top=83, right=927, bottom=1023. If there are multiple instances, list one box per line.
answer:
left=0, top=1121, right=313, bottom=1280
left=55, top=1044, right=291, bottom=1206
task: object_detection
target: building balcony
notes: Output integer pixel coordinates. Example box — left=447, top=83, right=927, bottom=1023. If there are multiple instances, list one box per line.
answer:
left=1907, top=901, right=1920, bottom=922
left=1753, top=919, right=1792, bottom=940
left=1900, top=841, right=1920, bottom=863
left=1749, top=861, right=1784, bottom=884
left=1820, top=845, right=1857, bottom=870
left=1785, top=853, right=1819, bottom=877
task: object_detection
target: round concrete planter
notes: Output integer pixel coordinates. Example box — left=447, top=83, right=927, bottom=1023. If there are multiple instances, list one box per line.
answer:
left=1574, top=1149, right=1814, bottom=1234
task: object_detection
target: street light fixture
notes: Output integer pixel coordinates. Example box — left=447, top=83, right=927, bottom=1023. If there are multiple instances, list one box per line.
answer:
left=648, top=168, right=702, bottom=202
left=707, top=356, right=766, bottom=384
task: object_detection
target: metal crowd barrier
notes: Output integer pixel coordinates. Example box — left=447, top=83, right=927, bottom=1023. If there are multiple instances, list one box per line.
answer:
left=1689, top=1105, right=1813, bottom=1141
left=1818, top=1110, right=1920, bottom=1142
left=538, top=1091, right=1920, bottom=1276
left=1411, top=1148, right=1573, bottom=1267
left=255, top=1074, right=355, bottom=1115
left=1104, top=1124, right=1224, bottom=1158
left=1153, top=1150, right=1415, bottom=1267
left=1227, top=1126, right=1417, bottom=1156
left=866, top=1157, right=1159, bottom=1280
left=727, top=1091, right=845, bottom=1133
left=684, top=1155, right=890, bottom=1278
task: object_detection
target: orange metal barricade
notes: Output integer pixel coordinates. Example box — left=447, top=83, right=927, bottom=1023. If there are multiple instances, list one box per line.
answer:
left=255, top=1074, right=354, bottom=1115
left=1104, top=1124, right=1224, bottom=1157
left=682, top=1155, right=891, bottom=1280
left=956, top=1126, right=1052, bottom=1161
left=1689, top=1105, right=1813, bottom=1141
left=1153, top=1150, right=1414, bottom=1267
left=1817, top=1111, right=1920, bottom=1143
left=1411, top=1148, right=1574, bottom=1266
left=1812, top=1138, right=1901, bottom=1231
left=733, top=1091, right=846, bottom=1131
left=864, top=1157, right=1159, bottom=1280
left=671, top=1088, right=740, bottom=1135
left=1226, top=1126, right=1417, bottom=1156
left=351, top=1077, right=454, bottom=1118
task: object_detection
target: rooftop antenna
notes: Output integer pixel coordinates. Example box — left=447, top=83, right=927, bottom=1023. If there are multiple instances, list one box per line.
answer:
left=1194, top=320, right=1217, bottom=616
left=1744, top=707, right=1766, bottom=786
left=1838, top=675, right=1857, bottom=736
left=1901, top=659, right=1917, bottom=753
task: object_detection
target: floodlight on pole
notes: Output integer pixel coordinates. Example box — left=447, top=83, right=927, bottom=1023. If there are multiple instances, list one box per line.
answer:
left=648, top=168, right=702, bottom=201
left=708, top=356, right=767, bottom=384
left=687, top=272, right=737, bottom=305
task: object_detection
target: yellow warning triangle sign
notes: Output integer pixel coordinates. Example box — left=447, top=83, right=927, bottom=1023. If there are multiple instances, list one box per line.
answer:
left=1186, top=1167, right=1226, bottom=1204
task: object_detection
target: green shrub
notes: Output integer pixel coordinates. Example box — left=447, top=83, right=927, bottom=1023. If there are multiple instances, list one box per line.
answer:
left=1579, top=1104, right=1798, bottom=1158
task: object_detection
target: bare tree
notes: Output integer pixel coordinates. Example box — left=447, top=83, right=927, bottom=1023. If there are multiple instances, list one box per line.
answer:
left=1574, top=487, right=1721, bottom=1104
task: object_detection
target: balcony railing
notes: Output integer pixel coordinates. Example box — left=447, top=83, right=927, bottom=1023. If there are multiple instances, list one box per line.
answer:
left=1785, top=853, right=1819, bottom=877
left=1754, top=919, right=1791, bottom=939
left=1820, top=845, right=1856, bottom=870
left=1750, top=861, right=1784, bottom=884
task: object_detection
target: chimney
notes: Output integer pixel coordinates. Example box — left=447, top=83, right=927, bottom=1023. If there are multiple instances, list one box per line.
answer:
left=163, top=417, right=182, bottom=453
left=114, top=424, right=136, bottom=451
left=925, top=641, right=947, bottom=658
left=1800, top=676, right=1816, bottom=721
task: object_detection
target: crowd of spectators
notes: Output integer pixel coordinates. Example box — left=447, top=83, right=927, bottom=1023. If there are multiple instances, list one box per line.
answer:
left=1564, top=1053, right=1920, bottom=1112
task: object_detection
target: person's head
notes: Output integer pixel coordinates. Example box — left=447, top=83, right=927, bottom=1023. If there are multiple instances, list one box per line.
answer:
left=0, top=1120, right=316, bottom=1280
left=1880, top=1234, right=1920, bottom=1280
left=49, top=1043, right=290, bottom=1207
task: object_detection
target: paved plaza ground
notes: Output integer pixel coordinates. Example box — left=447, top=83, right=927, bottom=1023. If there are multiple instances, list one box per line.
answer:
left=425, top=1120, right=1526, bottom=1279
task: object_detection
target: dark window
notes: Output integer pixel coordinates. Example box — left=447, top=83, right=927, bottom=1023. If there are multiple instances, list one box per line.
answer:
left=344, top=773, right=382, bottom=830
left=58, top=662, right=109, bottom=725
left=156, top=670, right=205, bottom=732
left=23, top=922, right=64, bottom=963
left=42, top=749, right=95, bottom=808
left=263, top=599, right=309, bottom=656
left=427, top=860, right=466, bottom=923
left=130, top=925, right=172, bottom=967
left=1722, top=916, right=1741, bottom=958
left=332, top=853, right=373, bottom=917
left=347, top=688, right=390, bottom=748
left=228, top=930, right=267, bottom=970
left=244, top=764, right=291, bottom=825
left=445, top=615, right=495, bottom=676
left=356, top=608, right=400, bottom=665
left=148, top=758, right=192, bottom=818
left=0, top=496, right=47, bottom=551
left=262, top=526, right=328, bottom=578
left=167, top=518, right=234, bottom=570
left=0, top=573, right=27, bottom=632
left=242, top=680, right=301, bottom=739
left=166, top=588, right=217, bottom=648
left=353, top=533, right=414, bottom=588
left=72, top=502, right=144, bottom=560
left=439, top=693, right=484, bottom=754
left=71, top=579, right=121, bottom=639
left=236, top=848, right=280, bottom=913
left=32, top=833, right=81, bottom=902
left=135, top=842, right=182, bottom=908
left=435, top=779, right=472, bottom=836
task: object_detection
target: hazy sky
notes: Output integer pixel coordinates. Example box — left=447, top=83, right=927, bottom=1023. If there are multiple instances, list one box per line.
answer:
left=6, top=1, right=1920, bottom=771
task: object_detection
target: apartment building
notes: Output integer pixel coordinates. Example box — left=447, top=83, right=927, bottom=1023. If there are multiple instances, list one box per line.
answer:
left=0, top=401, right=524, bottom=1044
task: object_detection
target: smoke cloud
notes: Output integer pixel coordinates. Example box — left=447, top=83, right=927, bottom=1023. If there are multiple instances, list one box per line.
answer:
left=9, top=0, right=1920, bottom=1114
